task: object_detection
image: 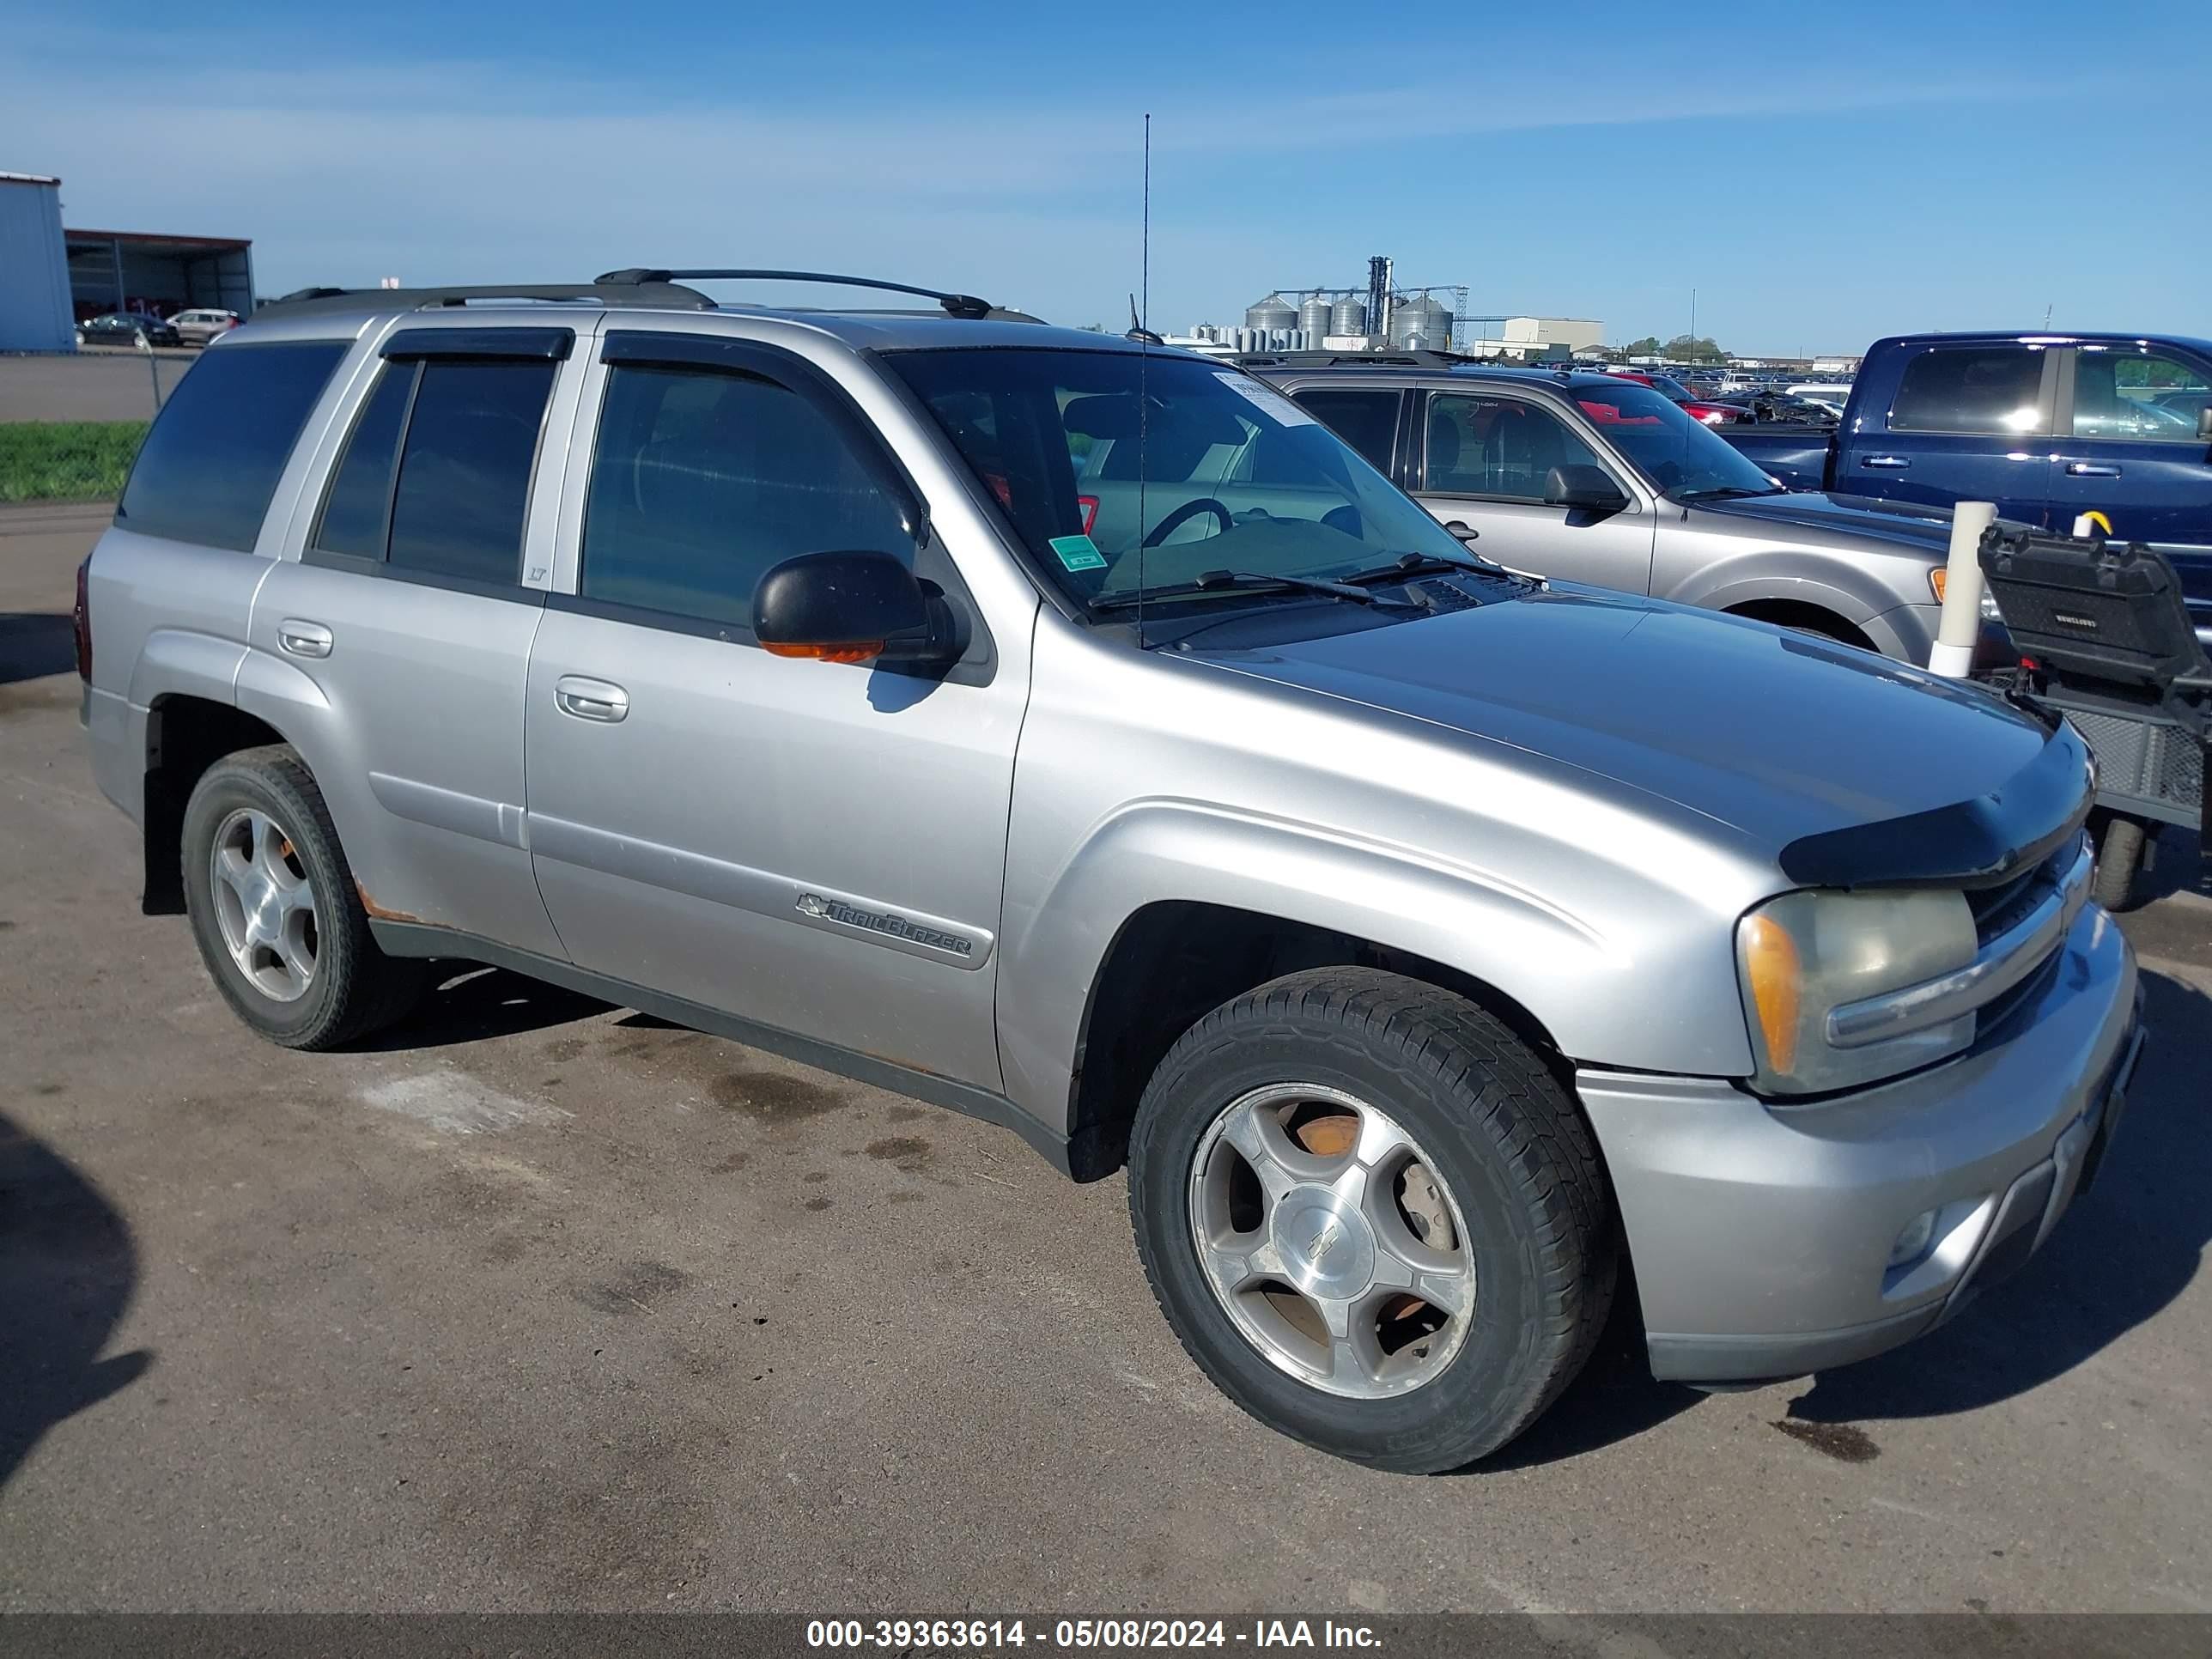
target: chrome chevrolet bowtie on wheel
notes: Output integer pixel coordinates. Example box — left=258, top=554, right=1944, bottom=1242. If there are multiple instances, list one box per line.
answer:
left=1130, top=969, right=1615, bottom=1474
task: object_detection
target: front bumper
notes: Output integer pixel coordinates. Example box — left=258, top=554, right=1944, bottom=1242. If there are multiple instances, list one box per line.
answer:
left=1578, top=902, right=2142, bottom=1385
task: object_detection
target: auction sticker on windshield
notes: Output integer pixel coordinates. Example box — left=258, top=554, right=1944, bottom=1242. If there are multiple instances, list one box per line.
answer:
left=1049, top=534, right=1109, bottom=571
left=1213, top=372, right=1316, bottom=426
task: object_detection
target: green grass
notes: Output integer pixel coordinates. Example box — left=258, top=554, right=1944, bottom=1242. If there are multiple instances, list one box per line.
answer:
left=0, top=421, right=148, bottom=504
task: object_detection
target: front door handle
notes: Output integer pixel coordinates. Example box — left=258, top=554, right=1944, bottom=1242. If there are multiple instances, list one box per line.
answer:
left=276, top=618, right=332, bottom=659
left=554, top=675, right=629, bottom=723
left=2065, top=462, right=2123, bottom=477
left=1860, top=455, right=1911, bottom=470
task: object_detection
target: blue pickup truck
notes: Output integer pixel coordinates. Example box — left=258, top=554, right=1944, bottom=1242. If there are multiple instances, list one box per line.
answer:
left=1723, top=332, right=2212, bottom=642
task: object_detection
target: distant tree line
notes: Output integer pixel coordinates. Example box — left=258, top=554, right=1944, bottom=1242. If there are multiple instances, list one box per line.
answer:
left=1620, top=334, right=1726, bottom=362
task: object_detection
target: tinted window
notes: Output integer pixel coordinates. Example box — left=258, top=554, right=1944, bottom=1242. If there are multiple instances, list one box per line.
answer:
left=386, top=360, right=556, bottom=584
left=2071, top=348, right=2212, bottom=441
left=1426, top=392, right=1609, bottom=502
left=1889, top=347, right=2045, bottom=434
left=1289, top=388, right=1399, bottom=473
left=311, top=362, right=414, bottom=558
left=580, top=365, right=913, bottom=626
left=117, top=340, right=347, bottom=551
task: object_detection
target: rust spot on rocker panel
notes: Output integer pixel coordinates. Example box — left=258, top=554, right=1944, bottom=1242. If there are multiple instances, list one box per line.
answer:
left=355, top=879, right=424, bottom=926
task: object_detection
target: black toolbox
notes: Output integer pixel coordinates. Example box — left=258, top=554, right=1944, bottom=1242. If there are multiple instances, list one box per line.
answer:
left=1978, top=526, right=2210, bottom=838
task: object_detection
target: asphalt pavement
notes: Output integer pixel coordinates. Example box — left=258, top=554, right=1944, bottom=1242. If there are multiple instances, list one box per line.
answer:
left=2, top=502, right=2208, bottom=1613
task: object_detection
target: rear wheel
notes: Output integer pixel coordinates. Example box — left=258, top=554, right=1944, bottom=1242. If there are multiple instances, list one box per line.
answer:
left=1127, top=968, right=1614, bottom=1473
left=181, top=745, right=424, bottom=1048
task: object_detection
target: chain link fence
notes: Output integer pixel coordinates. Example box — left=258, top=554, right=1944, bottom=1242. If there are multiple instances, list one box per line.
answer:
left=0, top=347, right=186, bottom=504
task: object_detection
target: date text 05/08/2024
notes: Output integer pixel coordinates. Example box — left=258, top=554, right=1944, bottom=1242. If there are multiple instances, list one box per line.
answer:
left=805, top=1620, right=1383, bottom=1650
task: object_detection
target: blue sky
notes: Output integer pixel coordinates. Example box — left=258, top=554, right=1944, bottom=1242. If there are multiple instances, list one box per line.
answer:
left=4, top=1, right=2208, bottom=355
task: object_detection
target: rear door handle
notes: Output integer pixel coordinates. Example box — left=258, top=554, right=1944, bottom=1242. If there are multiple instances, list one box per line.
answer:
left=276, top=618, right=332, bottom=659
left=1860, top=455, right=1911, bottom=470
left=2065, top=462, right=2123, bottom=477
left=554, top=675, right=629, bottom=723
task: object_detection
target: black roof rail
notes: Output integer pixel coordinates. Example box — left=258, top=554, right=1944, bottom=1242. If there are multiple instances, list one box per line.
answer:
left=262, top=280, right=717, bottom=317
left=1228, top=349, right=1479, bottom=370
left=597, top=268, right=1040, bottom=323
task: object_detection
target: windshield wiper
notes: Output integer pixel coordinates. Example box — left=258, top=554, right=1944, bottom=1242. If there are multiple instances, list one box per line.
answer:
left=1677, top=484, right=1786, bottom=501
left=1089, top=568, right=1421, bottom=613
left=1340, top=550, right=1492, bottom=585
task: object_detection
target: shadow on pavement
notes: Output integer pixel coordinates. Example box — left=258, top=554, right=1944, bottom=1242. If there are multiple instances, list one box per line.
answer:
left=0, top=1109, right=152, bottom=1487
left=2135, top=823, right=2209, bottom=906
left=1788, top=967, right=2207, bottom=1426
left=1471, top=1261, right=1702, bottom=1472
left=0, top=613, right=75, bottom=686
left=345, top=964, right=611, bottom=1053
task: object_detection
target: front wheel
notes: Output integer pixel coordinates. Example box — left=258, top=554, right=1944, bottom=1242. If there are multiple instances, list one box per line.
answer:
left=2090, top=815, right=2148, bottom=912
left=1127, top=968, right=1615, bottom=1473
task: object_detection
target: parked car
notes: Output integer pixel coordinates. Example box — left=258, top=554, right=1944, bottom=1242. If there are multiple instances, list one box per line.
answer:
left=172, top=307, right=241, bottom=346
left=1606, top=367, right=1742, bottom=425
left=1256, top=362, right=1994, bottom=662
left=1721, top=332, right=2212, bottom=645
left=80, top=273, right=2140, bottom=1474
left=79, top=311, right=182, bottom=349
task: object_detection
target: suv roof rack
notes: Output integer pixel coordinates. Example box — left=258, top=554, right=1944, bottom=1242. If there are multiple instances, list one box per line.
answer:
left=1229, top=349, right=1479, bottom=370
left=262, top=280, right=718, bottom=317
left=596, top=268, right=1041, bottom=324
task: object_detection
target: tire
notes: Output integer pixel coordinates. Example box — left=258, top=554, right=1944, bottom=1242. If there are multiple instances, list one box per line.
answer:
left=1127, top=967, right=1615, bottom=1474
left=2090, top=816, right=2148, bottom=912
left=180, top=744, right=425, bottom=1048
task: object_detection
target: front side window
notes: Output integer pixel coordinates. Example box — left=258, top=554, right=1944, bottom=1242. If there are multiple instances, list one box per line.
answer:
left=386, top=360, right=557, bottom=583
left=1889, top=346, right=2046, bottom=434
left=886, top=348, right=1470, bottom=606
left=579, top=364, right=914, bottom=627
left=118, top=339, right=348, bottom=551
left=2071, top=348, right=2212, bottom=441
left=1425, top=393, right=1609, bottom=503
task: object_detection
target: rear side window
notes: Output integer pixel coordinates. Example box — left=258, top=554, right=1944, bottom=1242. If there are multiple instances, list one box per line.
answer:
left=387, top=361, right=557, bottom=583
left=1288, top=388, right=1400, bottom=473
left=118, top=340, right=347, bottom=550
left=1889, top=347, right=2045, bottom=434
left=312, top=363, right=414, bottom=558
left=579, top=364, right=913, bottom=627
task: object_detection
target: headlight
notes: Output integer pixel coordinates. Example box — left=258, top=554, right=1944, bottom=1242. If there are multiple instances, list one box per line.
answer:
left=1929, top=566, right=2005, bottom=623
left=1736, top=888, right=1978, bottom=1095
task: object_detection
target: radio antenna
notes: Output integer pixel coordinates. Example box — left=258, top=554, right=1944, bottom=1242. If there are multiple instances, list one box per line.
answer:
left=1136, top=112, right=1152, bottom=647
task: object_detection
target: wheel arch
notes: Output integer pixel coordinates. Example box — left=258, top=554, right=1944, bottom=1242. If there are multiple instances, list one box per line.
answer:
left=139, top=693, right=289, bottom=915
left=1058, top=898, right=1579, bottom=1182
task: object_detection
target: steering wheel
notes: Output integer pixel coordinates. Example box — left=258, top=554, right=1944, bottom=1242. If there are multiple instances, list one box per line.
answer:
left=1141, top=497, right=1234, bottom=548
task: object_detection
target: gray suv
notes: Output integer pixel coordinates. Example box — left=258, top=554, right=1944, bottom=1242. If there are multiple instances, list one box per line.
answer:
left=1255, top=361, right=1989, bottom=663
left=79, top=270, right=2143, bottom=1473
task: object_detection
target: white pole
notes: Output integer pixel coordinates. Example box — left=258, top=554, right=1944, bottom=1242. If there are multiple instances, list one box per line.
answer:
left=1926, top=500, right=1996, bottom=678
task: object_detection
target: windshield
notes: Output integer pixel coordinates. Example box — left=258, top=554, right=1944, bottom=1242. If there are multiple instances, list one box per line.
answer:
left=885, top=347, right=1474, bottom=606
left=1567, top=381, right=1783, bottom=499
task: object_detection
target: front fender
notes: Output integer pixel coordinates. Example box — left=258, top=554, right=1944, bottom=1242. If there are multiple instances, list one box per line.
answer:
left=994, top=796, right=1755, bottom=1134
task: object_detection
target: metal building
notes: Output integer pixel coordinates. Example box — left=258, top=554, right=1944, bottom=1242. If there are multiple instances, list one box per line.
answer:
left=0, top=172, right=76, bottom=352
left=66, top=227, right=255, bottom=324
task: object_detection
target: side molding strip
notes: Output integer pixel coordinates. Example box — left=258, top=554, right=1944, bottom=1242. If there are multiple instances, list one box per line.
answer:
left=527, top=811, right=993, bottom=969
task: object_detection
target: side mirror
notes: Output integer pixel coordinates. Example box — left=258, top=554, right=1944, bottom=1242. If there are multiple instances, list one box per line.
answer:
left=2198, top=405, right=2212, bottom=441
left=1443, top=520, right=1480, bottom=544
left=1544, top=464, right=1629, bottom=514
left=752, top=550, right=954, bottom=666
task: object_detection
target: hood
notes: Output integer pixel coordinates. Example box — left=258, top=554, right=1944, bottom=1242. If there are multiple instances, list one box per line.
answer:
left=1206, top=586, right=2061, bottom=856
left=1695, top=489, right=1960, bottom=556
